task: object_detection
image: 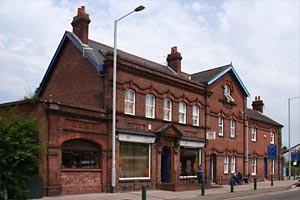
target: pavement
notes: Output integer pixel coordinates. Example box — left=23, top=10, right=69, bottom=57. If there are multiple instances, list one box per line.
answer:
left=42, top=180, right=300, bottom=200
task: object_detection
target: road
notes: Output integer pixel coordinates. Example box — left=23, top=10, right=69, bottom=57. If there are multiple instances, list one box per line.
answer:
left=229, top=189, right=300, bottom=200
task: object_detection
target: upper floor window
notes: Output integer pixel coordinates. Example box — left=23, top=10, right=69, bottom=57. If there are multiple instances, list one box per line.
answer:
left=192, top=106, right=199, bottom=126
left=230, top=119, right=235, bottom=138
left=251, top=127, right=257, bottom=141
left=251, top=157, right=257, bottom=175
left=224, top=155, right=229, bottom=174
left=125, top=89, right=135, bottom=115
left=145, top=94, right=155, bottom=118
left=270, top=131, right=274, bottom=144
left=164, top=98, right=172, bottom=121
left=218, top=117, right=224, bottom=136
left=230, top=156, right=236, bottom=173
left=224, top=84, right=235, bottom=102
left=179, top=102, right=186, bottom=124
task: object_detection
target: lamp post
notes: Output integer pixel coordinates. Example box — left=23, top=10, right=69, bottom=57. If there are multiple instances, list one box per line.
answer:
left=112, top=5, right=145, bottom=192
left=288, top=96, right=300, bottom=180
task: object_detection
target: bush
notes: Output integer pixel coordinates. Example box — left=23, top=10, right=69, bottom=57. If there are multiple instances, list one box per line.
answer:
left=0, top=111, right=41, bottom=199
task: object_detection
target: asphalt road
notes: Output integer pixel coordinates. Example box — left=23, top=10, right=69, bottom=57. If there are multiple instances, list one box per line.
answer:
left=229, top=189, right=300, bottom=200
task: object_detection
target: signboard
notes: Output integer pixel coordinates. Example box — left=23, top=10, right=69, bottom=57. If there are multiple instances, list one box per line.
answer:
left=267, top=144, right=277, bottom=160
left=291, top=152, right=298, bottom=161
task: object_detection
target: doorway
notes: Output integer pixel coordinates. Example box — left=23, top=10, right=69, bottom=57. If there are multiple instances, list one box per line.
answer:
left=264, top=157, right=268, bottom=179
left=210, top=155, right=216, bottom=183
left=161, top=146, right=171, bottom=183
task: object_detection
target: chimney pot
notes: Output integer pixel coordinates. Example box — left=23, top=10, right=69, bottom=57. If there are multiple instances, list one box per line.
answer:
left=167, top=46, right=182, bottom=74
left=71, top=6, right=91, bottom=45
left=252, top=96, right=264, bottom=113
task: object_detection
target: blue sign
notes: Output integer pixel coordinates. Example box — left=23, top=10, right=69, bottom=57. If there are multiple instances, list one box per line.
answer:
left=267, top=144, right=277, bottom=160
left=291, top=152, right=298, bottom=160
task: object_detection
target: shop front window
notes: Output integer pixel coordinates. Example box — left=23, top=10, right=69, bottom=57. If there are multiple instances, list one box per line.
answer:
left=180, top=147, right=200, bottom=176
left=120, top=142, right=150, bottom=179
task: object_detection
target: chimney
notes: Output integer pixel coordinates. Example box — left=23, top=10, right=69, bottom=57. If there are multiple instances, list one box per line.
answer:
left=166, top=46, right=182, bottom=74
left=252, top=96, right=264, bottom=113
left=71, top=6, right=91, bottom=45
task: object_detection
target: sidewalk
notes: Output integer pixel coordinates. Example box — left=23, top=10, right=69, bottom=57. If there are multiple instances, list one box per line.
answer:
left=42, top=180, right=299, bottom=200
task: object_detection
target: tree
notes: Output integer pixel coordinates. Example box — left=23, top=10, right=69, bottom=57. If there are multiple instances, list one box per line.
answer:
left=0, top=110, right=41, bottom=199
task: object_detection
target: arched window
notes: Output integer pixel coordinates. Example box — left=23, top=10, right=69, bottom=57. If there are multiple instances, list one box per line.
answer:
left=164, top=98, right=172, bottom=121
left=179, top=102, right=186, bottom=124
left=224, top=84, right=235, bottom=102
left=192, top=106, right=199, bottom=126
left=125, top=89, right=135, bottom=115
left=145, top=94, right=155, bottom=118
left=62, top=139, right=101, bottom=169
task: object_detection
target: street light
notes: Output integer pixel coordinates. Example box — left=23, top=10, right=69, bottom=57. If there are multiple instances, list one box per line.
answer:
left=112, top=5, right=145, bottom=192
left=288, top=96, right=300, bottom=180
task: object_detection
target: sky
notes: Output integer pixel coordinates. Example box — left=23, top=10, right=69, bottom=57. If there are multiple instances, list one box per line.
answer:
left=0, top=0, right=299, bottom=148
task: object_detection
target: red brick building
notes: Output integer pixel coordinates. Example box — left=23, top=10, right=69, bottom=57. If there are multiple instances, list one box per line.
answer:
left=0, top=6, right=282, bottom=196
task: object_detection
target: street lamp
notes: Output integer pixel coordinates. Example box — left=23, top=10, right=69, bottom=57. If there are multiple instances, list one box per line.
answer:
left=112, top=5, right=145, bottom=192
left=288, top=96, right=300, bottom=180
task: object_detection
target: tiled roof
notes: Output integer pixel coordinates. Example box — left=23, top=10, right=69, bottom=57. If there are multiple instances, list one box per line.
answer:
left=191, top=65, right=231, bottom=84
left=190, top=64, right=250, bottom=97
left=246, top=108, right=283, bottom=127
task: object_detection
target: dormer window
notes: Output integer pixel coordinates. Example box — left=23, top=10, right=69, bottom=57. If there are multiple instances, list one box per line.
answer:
left=224, top=84, right=235, bottom=102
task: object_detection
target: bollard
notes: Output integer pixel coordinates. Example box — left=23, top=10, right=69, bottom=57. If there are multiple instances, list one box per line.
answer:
left=142, top=185, right=147, bottom=200
left=201, top=179, right=205, bottom=196
left=230, top=178, right=234, bottom=193
left=271, top=174, right=273, bottom=186
left=253, top=177, right=257, bottom=190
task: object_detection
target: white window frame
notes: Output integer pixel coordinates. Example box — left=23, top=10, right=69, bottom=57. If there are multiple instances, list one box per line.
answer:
left=251, top=157, right=257, bottom=175
left=230, top=156, right=236, bottom=173
left=218, top=117, right=224, bottom=136
left=179, top=102, right=186, bottom=124
left=164, top=98, right=172, bottom=121
left=125, top=89, right=135, bottom=115
left=230, top=119, right=235, bottom=138
left=224, top=155, right=229, bottom=174
left=251, top=127, right=257, bottom=141
left=145, top=94, right=155, bottom=118
left=270, top=131, right=274, bottom=144
left=192, top=106, right=199, bottom=126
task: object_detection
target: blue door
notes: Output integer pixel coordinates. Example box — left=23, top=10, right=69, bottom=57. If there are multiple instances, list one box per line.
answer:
left=264, top=158, right=268, bottom=179
left=161, top=147, right=169, bottom=183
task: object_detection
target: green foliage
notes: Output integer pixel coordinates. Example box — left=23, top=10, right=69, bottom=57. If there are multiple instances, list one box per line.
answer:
left=0, top=111, right=41, bottom=199
left=23, top=89, right=37, bottom=105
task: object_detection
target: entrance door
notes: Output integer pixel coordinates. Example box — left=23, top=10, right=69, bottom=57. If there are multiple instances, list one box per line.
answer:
left=264, top=158, right=268, bottom=179
left=210, top=155, right=216, bottom=183
left=161, top=146, right=170, bottom=183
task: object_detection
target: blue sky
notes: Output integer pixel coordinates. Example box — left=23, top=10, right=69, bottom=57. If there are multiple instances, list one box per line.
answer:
left=0, top=0, right=299, bottom=148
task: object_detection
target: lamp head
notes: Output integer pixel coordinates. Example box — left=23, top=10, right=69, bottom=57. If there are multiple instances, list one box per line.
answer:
left=135, top=5, right=145, bottom=12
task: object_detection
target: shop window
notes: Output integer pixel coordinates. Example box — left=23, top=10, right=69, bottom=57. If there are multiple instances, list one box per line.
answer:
left=120, top=142, right=150, bottom=179
left=62, top=139, right=100, bottom=169
left=180, top=147, right=200, bottom=176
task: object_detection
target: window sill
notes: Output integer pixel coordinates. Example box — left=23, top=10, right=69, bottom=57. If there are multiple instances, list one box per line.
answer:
left=62, top=168, right=102, bottom=172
